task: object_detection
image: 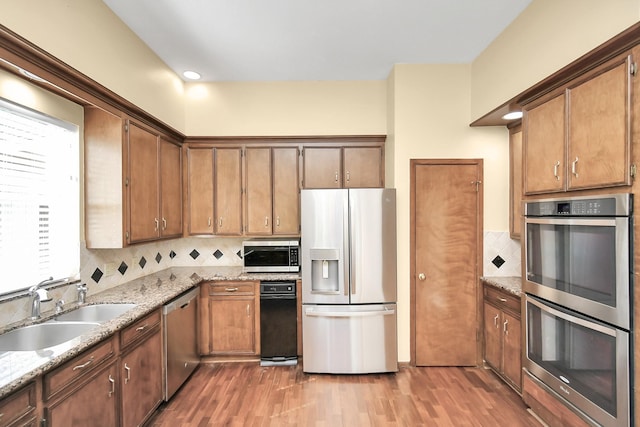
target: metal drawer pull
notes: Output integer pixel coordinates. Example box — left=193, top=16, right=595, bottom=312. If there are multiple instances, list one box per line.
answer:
left=571, top=156, right=579, bottom=177
left=108, top=374, right=115, bottom=397
left=553, top=161, right=560, bottom=180
left=225, top=287, right=238, bottom=292
left=136, top=323, right=148, bottom=332
left=498, top=297, right=507, bottom=302
left=124, top=363, right=131, bottom=384
left=72, top=356, right=95, bottom=371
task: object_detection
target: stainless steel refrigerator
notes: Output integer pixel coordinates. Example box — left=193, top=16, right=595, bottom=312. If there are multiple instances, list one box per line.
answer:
left=301, top=188, right=397, bottom=374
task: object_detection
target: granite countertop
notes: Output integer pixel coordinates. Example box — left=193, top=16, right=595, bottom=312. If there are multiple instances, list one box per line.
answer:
left=480, top=276, right=522, bottom=296
left=0, top=267, right=300, bottom=399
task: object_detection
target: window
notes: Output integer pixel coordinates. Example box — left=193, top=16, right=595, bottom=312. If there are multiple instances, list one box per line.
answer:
left=0, top=98, right=79, bottom=295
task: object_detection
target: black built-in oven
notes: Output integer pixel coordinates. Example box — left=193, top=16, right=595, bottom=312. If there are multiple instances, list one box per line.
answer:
left=524, top=193, right=632, bottom=427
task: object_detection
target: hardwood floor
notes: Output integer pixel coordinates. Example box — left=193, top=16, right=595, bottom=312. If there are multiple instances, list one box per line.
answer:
left=148, top=363, right=542, bottom=426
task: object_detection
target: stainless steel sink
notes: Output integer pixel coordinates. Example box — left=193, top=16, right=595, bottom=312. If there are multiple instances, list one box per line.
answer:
left=53, top=303, right=137, bottom=323
left=0, top=322, right=99, bottom=351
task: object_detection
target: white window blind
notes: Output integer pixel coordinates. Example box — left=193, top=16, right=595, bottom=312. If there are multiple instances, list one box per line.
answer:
left=0, top=99, right=79, bottom=295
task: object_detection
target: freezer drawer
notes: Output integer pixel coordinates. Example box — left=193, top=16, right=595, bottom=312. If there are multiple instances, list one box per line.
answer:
left=302, top=304, right=398, bottom=374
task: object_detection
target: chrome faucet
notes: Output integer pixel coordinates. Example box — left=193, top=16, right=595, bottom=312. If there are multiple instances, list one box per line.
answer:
left=29, top=277, right=54, bottom=320
left=77, top=283, right=88, bottom=305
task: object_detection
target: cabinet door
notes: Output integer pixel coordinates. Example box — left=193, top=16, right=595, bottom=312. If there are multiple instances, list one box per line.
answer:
left=121, top=330, right=163, bottom=427
left=483, top=302, right=502, bottom=372
left=302, top=147, right=342, bottom=188
left=245, top=147, right=272, bottom=235
left=215, top=147, right=243, bottom=235
left=509, top=128, right=522, bottom=239
left=160, top=138, right=183, bottom=237
left=567, top=54, right=631, bottom=190
left=502, top=311, right=522, bottom=391
left=45, top=363, right=118, bottom=427
left=128, top=122, right=160, bottom=243
left=209, top=298, right=256, bottom=354
left=343, top=147, right=382, bottom=188
left=273, top=147, right=300, bottom=235
left=523, top=93, right=565, bottom=194
left=187, top=147, right=214, bottom=235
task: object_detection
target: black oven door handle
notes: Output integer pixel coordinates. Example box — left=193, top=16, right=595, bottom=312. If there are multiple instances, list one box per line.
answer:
left=526, top=296, right=616, bottom=337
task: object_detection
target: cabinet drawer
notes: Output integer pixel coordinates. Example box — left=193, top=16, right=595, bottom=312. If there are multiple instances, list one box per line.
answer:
left=484, top=286, right=520, bottom=315
left=120, top=310, right=161, bottom=349
left=208, top=282, right=255, bottom=296
left=0, top=382, right=36, bottom=426
left=44, top=337, right=115, bottom=400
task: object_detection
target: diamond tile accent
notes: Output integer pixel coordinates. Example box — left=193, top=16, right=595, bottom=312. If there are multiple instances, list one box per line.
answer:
left=169, top=250, right=177, bottom=259
left=155, top=252, right=162, bottom=263
left=118, top=262, right=128, bottom=275
left=213, top=249, right=223, bottom=260
left=236, top=250, right=243, bottom=259
left=492, top=255, right=506, bottom=269
left=91, top=268, right=103, bottom=283
left=190, top=249, right=200, bottom=260
left=139, top=256, right=147, bottom=269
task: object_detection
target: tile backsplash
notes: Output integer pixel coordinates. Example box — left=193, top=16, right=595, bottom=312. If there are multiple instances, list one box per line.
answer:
left=483, top=231, right=521, bottom=277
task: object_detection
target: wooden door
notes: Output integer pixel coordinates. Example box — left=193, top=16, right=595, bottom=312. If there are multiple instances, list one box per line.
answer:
left=273, top=147, right=300, bottom=235
left=302, top=147, right=342, bottom=188
left=502, top=311, right=522, bottom=390
left=343, top=147, right=382, bottom=188
left=245, top=147, right=273, bottom=235
left=412, top=160, right=482, bottom=366
left=509, top=127, right=522, bottom=239
left=128, top=121, right=159, bottom=243
left=483, top=302, right=502, bottom=372
left=523, top=93, right=565, bottom=194
left=567, top=53, right=631, bottom=190
left=121, top=331, right=163, bottom=427
left=187, top=147, right=214, bottom=235
left=215, top=147, right=243, bottom=235
left=159, top=138, right=182, bottom=237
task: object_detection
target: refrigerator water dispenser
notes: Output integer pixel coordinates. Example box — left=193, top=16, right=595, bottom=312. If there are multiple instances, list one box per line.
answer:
left=309, top=248, right=340, bottom=294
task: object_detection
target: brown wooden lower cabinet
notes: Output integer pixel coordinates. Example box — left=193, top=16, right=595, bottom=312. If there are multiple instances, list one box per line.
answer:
left=482, top=282, right=522, bottom=392
left=0, top=382, right=37, bottom=427
left=199, top=281, right=261, bottom=357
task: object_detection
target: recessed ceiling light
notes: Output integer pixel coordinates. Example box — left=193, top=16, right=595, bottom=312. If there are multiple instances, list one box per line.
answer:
left=182, top=70, right=201, bottom=80
left=502, top=111, right=523, bottom=120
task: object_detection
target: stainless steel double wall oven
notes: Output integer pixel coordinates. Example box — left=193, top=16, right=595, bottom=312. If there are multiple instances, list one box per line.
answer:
left=524, top=193, right=633, bottom=427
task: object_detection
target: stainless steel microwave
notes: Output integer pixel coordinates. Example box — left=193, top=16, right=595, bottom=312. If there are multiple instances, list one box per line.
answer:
left=242, top=240, right=300, bottom=273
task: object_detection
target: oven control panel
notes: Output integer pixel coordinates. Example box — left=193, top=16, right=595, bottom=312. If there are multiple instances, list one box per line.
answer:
left=525, top=194, right=631, bottom=217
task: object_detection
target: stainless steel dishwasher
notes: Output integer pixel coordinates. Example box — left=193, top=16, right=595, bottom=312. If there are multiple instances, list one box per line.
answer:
left=163, top=287, right=199, bottom=400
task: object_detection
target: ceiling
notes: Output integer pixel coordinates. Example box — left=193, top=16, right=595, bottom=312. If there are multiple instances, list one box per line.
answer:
left=102, top=0, right=532, bottom=83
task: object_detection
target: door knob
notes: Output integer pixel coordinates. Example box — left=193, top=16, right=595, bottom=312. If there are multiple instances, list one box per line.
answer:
left=418, top=273, right=426, bottom=281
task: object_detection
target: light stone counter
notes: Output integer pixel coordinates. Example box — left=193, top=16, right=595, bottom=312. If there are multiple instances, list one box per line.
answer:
left=480, top=276, right=522, bottom=296
left=0, top=267, right=300, bottom=399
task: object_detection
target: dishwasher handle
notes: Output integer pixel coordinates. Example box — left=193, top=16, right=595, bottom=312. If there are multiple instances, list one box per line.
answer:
left=163, top=288, right=199, bottom=314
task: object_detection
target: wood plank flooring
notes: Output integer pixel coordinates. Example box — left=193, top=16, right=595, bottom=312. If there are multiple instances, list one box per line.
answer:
left=148, top=363, right=542, bottom=426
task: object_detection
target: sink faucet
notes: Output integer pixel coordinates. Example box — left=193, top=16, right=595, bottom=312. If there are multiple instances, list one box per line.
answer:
left=29, top=277, right=54, bottom=320
left=77, top=283, right=88, bottom=305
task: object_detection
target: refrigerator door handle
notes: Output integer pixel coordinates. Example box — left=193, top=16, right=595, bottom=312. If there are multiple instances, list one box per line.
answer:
left=305, top=308, right=396, bottom=318
left=343, top=191, right=350, bottom=296
left=310, top=290, right=341, bottom=295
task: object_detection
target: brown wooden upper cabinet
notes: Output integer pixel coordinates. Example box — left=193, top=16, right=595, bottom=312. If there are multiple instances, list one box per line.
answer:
left=302, top=146, right=383, bottom=188
left=84, top=107, right=182, bottom=248
left=185, top=146, right=243, bottom=236
left=523, top=51, right=632, bottom=195
left=245, top=147, right=300, bottom=236
left=509, top=126, right=522, bottom=239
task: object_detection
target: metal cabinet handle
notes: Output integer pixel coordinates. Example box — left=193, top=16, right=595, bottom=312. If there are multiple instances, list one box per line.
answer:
left=136, top=323, right=148, bottom=332
left=553, top=161, right=560, bottom=181
left=346, top=171, right=350, bottom=182
left=124, top=363, right=131, bottom=384
left=493, top=314, right=499, bottom=328
left=108, top=374, right=115, bottom=397
left=154, top=218, right=159, bottom=231
left=265, top=217, right=269, bottom=227
left=208, top=217, right=212, bottom=227
left=335, top=172, right=339, bottom=182
left=572, top=157, right=579, bottom=177
left=72, top=356, right=94, bottom=371
left=162, top=218, right=167, bottom=230
left=418, top=273, right=426, bottom=281
left=219, top=217, right=223, bottom=227
left=276, top=216, right=280, bottom=227
left=503, top=319, right=509, bottom=334
left=246, top=304, right=251, bottom=316
left=225, top=287, right=238, bottom=292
